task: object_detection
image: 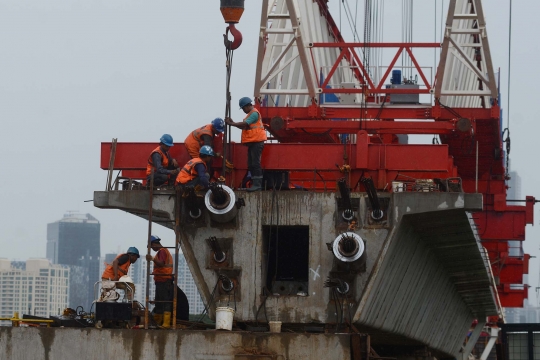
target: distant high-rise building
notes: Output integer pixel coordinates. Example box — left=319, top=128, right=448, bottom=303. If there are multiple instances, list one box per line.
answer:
left=177, top=254, right=204, bottom=314
left=507, top=170, right=522, bottom=201
left=0, top=258, right=69, bottom=324
left=46, top=212, right=100, bottom=309
left=128, top=259, right=155, bottom=306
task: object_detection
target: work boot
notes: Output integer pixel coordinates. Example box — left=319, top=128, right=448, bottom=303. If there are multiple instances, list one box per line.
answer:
left=247, top=176, right=263, bottom=192
left=160, top=311, right=171, bottom=329
left=153, top=313, right=163, bottom=326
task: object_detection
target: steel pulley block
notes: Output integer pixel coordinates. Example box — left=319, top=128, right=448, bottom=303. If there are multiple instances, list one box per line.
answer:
left=220, top=0, right=245, bottom=23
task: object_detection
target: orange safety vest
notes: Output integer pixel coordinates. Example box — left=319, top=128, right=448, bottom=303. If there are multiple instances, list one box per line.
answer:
left=175, top=158, right=207, bottom=185
left=146, top=146, right=172, bottom=176
left=185, top=124, right=214, bottom=153
left=101, top=254, right=131, bottom=280
left=241, top=108, right=267, bottom=143
left=153, top=248, right=173, bottom=282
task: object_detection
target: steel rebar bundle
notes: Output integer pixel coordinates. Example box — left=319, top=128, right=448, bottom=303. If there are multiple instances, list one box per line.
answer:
left=361, top=177, right=383, bottom=220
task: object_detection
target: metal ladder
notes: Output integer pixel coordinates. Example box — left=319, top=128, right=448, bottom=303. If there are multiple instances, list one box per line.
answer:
left=143, top=169, right=181, bottom=330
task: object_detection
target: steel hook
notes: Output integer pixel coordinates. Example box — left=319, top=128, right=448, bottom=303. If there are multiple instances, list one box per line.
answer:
left=223, top=23, right=243, bottom=50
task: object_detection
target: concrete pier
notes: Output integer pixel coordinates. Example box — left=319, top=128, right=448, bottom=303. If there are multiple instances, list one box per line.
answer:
left=94, top=189, right=495, bottom=358
left=0, top=327, right=351, bottom=360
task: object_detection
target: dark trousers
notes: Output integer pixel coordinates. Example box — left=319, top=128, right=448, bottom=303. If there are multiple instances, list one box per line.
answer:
left=178, top=173, right=210, bottom=190
left=247, top=141, right=264, bottom=177
left=147, top=173, right=174, bottom=186
left=154, top=280, right=173, bottom=314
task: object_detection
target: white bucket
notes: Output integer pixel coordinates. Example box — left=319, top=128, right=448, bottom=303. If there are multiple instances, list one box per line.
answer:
left=215, top=307, right=235, bottom=331
left=269, top=321, right=282, bottom=333
left=392, top=181, right=405, bottom=192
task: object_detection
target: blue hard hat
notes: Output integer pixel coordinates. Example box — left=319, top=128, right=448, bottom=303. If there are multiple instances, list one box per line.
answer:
left=199, top=145, right=214, bottom=157
left=159, top=134, right=174, bottom=147
left=126, top=247, right=140, bottom=258
left=239, top=97, right=252, bottom=109
left=212, top=118, right=225, bottom=133
left=150, top=235, right=161, bottom=243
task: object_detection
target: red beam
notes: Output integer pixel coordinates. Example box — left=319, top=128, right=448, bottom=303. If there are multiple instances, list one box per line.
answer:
left=259, top=106, right=494, bottom=121
left=311, top=42, right=441, bottom=48
left=285, top=120, right=458, bottom=135
left=322, top=88, right=431, bottom=94
left=101, top=140, right=454, bottom=174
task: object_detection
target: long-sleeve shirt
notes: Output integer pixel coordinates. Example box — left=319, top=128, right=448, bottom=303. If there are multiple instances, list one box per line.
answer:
left=200, top=134, right=213, bottom=147
left=194, top=163, right=209, bottom=187
left=151, top=152, right=175, bottom=175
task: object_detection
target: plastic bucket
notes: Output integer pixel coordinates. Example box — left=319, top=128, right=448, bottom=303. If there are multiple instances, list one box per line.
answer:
left=215, top=307, right=235, bottom=330
left=269, top=321, right=282, bottom=333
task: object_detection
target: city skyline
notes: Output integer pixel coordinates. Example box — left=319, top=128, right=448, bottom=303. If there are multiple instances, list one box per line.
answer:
left=0, top=258, right=69, bottom=324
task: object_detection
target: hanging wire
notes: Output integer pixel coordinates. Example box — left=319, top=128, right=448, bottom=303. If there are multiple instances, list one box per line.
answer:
left=339, top=0, right=341, bottom=34
left=342, top=0, right=362, bottom=43
left=354, top=0, right=359, bottom=42
left=440, top=0, right=445, bottom=67
left=223, top=43, right=234, bottom=177
left=507, top=0, right=512, bottom=130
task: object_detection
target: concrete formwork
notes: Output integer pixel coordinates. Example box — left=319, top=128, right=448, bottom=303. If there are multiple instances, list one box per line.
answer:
left=0, top=328, right=352, bottom=360
left=94, top=189, right=496, bottom=358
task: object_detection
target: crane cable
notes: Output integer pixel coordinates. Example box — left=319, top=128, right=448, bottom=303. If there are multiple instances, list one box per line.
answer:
left=503, top=0, right=512, bottom=179
left=222, top=38, right=235, bottom=179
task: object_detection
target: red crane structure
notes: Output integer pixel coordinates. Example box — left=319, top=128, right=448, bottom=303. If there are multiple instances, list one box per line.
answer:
left=100, top=0, right=535, bottom=310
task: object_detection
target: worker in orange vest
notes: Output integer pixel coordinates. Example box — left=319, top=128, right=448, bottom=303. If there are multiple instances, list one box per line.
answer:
left=146, top=235, right=174, bottom=329
left=101, top=247, right=140, bottom=281
left=225, top=97, right=267, bottom=191
left=174, top=145, right=214, bottom=190
left=146, top=134, right=180, bottom=186
left=184, top=118, right=224, bottom=158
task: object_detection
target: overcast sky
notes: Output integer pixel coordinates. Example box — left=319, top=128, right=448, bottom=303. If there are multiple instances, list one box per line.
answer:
left=1, top=0, right=539, bottom=305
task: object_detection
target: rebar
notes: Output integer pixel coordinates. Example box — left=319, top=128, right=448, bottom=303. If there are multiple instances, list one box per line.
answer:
left=209, top=182, right=228, bottom=206
left=361, top=177, right=383, bottom=220
left=338, top=234, right=359, bottom=258
left=337, top=178, right=354, bottom=220
left=209, top=236, right=226, bottom=263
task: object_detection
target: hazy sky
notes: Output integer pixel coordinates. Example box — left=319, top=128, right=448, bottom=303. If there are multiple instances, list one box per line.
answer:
left=1, top=0, right=539, bottom=305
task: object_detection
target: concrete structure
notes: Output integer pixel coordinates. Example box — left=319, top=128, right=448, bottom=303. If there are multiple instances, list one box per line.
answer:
left=0, top=259, right=69, bottom=324
left=0, top=327, right=352, bottom=360
left=94, top=189, right=497, bottom=358
left=46, top=212, right=100, bottom=309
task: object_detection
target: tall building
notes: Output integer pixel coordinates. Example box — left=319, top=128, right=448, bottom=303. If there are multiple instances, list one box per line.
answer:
left=46, top=212, right=100, bottom=309
left=177, top=254, right=205, bottom=314
left=507, top=170, right=522, bottom=202
left=0, top=258, right=69, bottom=324
left=128, top=259, right=155, bottom=306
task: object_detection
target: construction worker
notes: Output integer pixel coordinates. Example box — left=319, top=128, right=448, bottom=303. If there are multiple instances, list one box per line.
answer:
left=174, top=145, right=214, bottom=190
left=146, top=134, right=180, bottom=186
left=101, top=247, right=140, bottom=281
left=184, top=118, right=224, bottom=158
left=146, top=235, right=174, bottom=328
left=225, top=97, right=267, bottom=191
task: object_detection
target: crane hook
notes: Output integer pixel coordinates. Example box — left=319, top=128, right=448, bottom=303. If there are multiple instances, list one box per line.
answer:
left=224, top=23, right=243, bottom=50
